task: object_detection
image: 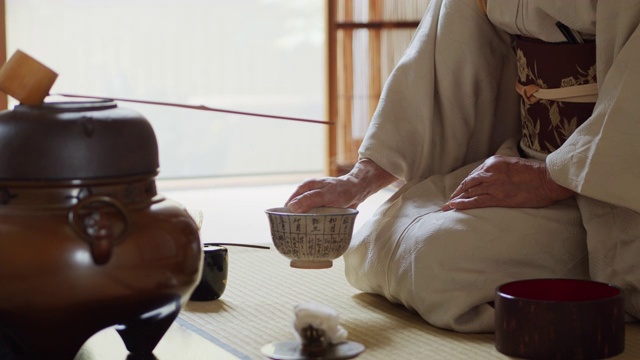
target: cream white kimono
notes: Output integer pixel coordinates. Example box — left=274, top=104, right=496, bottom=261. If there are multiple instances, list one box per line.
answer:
left=344, top=0, right=640, bottom=332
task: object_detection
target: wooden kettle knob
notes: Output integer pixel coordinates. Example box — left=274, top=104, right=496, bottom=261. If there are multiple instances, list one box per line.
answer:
left=0, top=49, right=58, bottom=105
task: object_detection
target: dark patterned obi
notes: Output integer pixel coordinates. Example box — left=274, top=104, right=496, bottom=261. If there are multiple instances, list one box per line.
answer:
left=514, top=36, right=597, bottom=158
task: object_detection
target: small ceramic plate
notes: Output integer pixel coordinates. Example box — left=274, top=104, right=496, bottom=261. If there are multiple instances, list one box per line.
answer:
left=261, top=340, right=365, bottom=360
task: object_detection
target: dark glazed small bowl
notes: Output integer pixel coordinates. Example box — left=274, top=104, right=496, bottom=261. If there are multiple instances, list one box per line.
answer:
left=495, top=278, right=625, bottom=359
left=189, top=245, right=228, bottom=302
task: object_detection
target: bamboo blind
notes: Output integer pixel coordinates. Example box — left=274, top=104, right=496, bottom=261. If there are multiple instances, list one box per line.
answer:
left=327, top=0, right=429, bottom=176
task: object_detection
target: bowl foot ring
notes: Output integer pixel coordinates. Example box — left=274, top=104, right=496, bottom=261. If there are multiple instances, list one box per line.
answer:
left=290, top=260, right=333, bottom=269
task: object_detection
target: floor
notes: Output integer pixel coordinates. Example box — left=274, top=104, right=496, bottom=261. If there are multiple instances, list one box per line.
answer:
left=157, top=175, right=393, bottom=247
left=71, top=176, right=394, bottom=359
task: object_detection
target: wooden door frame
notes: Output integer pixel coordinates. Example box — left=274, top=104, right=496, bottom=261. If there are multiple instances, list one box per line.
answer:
left=325, top=0, right=420, bottom=176
left=0, top=0, right=7, bottom=110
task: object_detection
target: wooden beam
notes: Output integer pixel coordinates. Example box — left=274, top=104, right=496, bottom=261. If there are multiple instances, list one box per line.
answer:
left=335, top=21, right=420, bottom=29
left=368, top=0, right=382, bottom=140
left=338, top=1, right=355, bottom=174
left=326, top=0, right=338, bottom=176
left=0, top=0, right=7, bottom=110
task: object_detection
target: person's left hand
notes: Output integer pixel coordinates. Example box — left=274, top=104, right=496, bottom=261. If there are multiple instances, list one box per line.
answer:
left=442, top=155, right=575, bottom=211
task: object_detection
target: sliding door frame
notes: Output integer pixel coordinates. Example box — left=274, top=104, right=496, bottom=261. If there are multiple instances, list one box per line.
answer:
left=326, top=0, right=420, bottom=176
left=0, top=0, right=6, bottom=110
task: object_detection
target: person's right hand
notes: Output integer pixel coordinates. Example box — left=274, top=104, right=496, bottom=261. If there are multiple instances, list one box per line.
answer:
left=285, top=158, right=397, bottom=213
left=285, top=175, right=361, bottom=213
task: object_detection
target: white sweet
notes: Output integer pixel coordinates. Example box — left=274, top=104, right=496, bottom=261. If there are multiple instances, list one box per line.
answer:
left=292, top=303, right=348, bottom=344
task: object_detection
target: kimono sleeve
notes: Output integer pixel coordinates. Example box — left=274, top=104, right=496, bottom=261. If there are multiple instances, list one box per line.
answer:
left=546, top=2, right=640, bottom=213
left=358, top=0, right=520, bottom=182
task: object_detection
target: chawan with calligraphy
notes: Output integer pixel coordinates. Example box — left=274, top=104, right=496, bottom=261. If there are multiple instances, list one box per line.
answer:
left=265, top=207, right=358, bottom=269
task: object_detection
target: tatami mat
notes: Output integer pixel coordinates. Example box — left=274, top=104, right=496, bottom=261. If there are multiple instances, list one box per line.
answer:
left=179, top=246, right=640, bottom=359
left=76, top=321, right=241, bottom=360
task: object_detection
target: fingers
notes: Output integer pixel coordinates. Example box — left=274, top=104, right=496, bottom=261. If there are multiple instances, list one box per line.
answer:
left=443, top=187, right=471, bottom=211
left=449, top=174, right=483, bottom=199
left=444, top=195, right=490, bottom=211
left=285, top=179, right=326, bottom=205
left=287, top=190, right=324, bottom=213
left=443, top=175, right=486, bottom=211
left=287, top=193, right=324, bottom=214
left=286, top=179, right=336, bottom=213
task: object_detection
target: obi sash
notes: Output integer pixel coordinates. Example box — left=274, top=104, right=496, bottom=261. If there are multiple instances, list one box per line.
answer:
left=514, top=36, right=597, bottom=156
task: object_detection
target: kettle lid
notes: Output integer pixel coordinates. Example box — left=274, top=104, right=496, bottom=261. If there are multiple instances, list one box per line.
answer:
left=0, top=100, right=159, bottom=180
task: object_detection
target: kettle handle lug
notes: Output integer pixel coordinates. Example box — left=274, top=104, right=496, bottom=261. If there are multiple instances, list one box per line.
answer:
left=68, top=195, right=130, bottom=265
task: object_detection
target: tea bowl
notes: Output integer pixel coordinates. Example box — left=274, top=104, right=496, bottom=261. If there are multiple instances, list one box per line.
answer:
left=495, top=278, right=625, bottom=360
left=265, top=207, right=358, bottom=269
